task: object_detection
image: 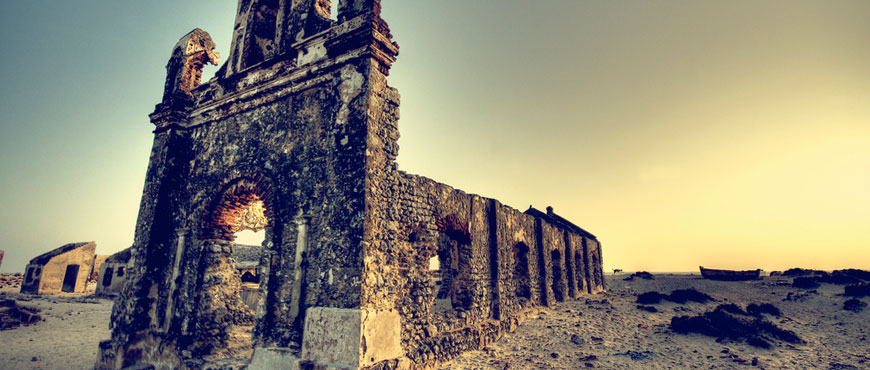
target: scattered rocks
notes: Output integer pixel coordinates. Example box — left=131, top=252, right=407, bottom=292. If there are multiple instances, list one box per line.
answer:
left=793, top=277, right=821, bottom=289
left=636, top=305, right=658, bottom=313
left=0, top=299, right=43, bottom=330
left=670, top=304, right=804, bottom=348
left=636, top=288, right=713, bottom=305
left=0, top=274, right=24, bottom=290
left=636, top=292, right=669, bottom=304
left=668, top=289, right=714, bottom=304
left=613, top=350, right=656, bottom=361
left=783, top=268, right=829, bottom=277
left=829, top=363, right=859, bottom=370
left=623, top=271, right=655, bottom=281
left=842, top=299, right=866, bottom=313
left=746, top=303, right=781, bottom=317
left=570, top=334, right=586, bottom=345
left=844, top=284, right=870, bottom=297
left=784, top=290, right=817, bottom=302
left=785, top=268, right=870, bottom=287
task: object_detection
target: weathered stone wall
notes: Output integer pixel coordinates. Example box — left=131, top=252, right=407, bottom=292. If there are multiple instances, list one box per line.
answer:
left=361, top=167, right=603, bottom=368
left=98, top=1, right=604, bottom=369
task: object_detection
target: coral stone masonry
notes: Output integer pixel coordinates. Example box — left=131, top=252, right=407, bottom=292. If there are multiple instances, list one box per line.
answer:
left=96, top=1, right=605, bottom=369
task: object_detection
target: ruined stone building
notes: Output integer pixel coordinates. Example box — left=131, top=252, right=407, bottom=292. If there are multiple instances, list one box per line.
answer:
left=92, top=254, right=110, bottom=283
left=97, top=1, right=604, bottom=369
left=20, top=241, right=96, bottom=295
left=97, top=247, right=134, bottom=296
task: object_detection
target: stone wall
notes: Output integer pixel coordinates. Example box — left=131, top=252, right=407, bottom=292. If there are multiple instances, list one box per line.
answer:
left=97, top=1, right=604, bottom=369
left=362, top=169, right=603, bottom=368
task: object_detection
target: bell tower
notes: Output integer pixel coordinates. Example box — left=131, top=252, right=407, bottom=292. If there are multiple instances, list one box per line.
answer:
left=97, top=0, right=400, bottom=368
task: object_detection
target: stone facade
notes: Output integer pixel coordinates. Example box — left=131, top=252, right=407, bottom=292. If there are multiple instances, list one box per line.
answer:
left=96, top=1, right=604, bottom=369
left=20, top=241, right=96, bottom=295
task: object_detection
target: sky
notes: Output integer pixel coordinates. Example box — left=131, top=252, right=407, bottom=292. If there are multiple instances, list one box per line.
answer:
left=1, top=1, right=868, bottom=273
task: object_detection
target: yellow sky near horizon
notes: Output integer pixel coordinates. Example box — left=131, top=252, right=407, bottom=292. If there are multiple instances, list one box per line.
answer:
left=0, top=1, right=867, bottom=274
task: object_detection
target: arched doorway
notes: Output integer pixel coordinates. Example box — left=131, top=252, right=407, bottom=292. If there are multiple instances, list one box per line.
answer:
left=551, top=249, right=564, bottom=302
left=196, top=176, right=273, bottom=362
left=513, top=242, right=531, bottom=301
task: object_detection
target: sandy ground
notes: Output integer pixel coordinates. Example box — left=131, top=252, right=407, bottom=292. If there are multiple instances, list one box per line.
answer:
left=441, top=274, right=869, bottom=370
left=0, top=275, right=867, bottom=369
left=0, top=287, right=113, bottom=370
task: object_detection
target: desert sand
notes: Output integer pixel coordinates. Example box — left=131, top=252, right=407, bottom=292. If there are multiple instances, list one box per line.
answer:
left=441, top=274, right=868, bottom=370
left=0, top=274, right=867, bottom=370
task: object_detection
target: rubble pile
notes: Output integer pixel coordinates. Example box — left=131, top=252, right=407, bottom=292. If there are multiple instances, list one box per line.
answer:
left=0, top=298, right=43, bottom=330
left=0, top=274, right=23, bottom=290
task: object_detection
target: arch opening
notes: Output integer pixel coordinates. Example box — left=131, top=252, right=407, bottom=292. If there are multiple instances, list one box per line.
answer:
left=513, top=242, right=531, bottom=301
left=551, top=249, right=564, bottom=302
left=196, top=176, right=273, bottom=361
left=429, top=214, right=474, bottom=316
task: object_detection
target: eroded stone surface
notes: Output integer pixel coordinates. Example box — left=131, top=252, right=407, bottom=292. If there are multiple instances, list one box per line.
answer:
left=97, top=1, right=604, bottom=369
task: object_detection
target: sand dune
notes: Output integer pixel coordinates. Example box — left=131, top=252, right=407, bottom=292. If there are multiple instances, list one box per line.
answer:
left=0, top=274, right=867, bottom=369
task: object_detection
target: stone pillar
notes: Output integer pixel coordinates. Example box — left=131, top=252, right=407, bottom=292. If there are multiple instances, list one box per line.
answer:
left=163, top=228, right=188, bottom=332
left=288, top=214, right=309, bottom=323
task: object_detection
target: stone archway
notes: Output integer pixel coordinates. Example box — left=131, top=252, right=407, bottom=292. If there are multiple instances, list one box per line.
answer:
left=194, top=176, right=275, bottom=362
left=513, top=242, right=531, bottom=301
left=551, top=249, right=565, bottom=302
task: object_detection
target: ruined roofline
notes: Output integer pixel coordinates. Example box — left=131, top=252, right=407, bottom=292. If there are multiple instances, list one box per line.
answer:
left=167, top=11, right=398, bottom=130
left=28, top=241, right=95, bottom=265
left=399, top=171, right=599, bottom=240
left=104, top=247, right=132, bottom=264
left=525, top=207, right=598, bottom=241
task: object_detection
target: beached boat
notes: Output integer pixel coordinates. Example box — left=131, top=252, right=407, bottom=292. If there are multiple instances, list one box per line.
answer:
left=699, top=266, right=761, bottom=281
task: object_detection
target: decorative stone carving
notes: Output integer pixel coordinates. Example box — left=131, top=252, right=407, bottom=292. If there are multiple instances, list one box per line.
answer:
left=161, top=28, right=219, bottom=103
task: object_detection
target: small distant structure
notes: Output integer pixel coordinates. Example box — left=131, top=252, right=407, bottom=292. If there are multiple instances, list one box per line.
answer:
left=95, top=248, right=134, bottom=296
left=233, top=244, right=263, bottom=310
left=613, top=269, right=624, bottom=274
left=20, top=242, right=96, bottom=294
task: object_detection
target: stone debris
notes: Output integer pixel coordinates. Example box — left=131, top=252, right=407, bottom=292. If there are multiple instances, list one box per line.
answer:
left=613, top=350, right=656, bottom=361
left=670, top=304, right=804, bottom=348
left=842, top=299, right=866, bottom=313
left=0, top=299, right=43, bottom=330
left=0, top=273, right=23, bottom=290
left=623, top=271, right=654, bottom=281
left=636, top=288, right=713, bottom=305
left=844, top=284, right=870, bottom=297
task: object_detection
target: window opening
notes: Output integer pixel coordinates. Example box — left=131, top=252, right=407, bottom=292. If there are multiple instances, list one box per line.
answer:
left=103, top=267, right=114, bottom=287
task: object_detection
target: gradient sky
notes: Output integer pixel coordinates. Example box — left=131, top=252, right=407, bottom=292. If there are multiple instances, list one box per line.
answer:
left=1, top=1, right=868, bottom=273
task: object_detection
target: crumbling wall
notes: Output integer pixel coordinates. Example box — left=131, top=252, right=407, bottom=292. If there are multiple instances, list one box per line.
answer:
left=99, top=0, right=603, bottom=368
left=585, top=238, right=606, bottom=293
left=362, top=165, right=602, bottom=368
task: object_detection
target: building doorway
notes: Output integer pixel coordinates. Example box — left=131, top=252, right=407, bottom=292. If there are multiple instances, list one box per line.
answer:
left=62, top=264, right=80, bottom=292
